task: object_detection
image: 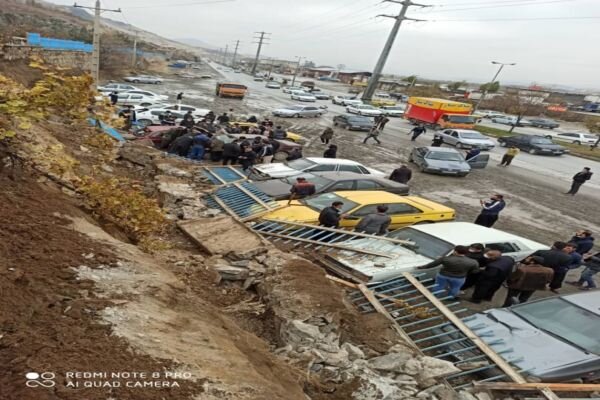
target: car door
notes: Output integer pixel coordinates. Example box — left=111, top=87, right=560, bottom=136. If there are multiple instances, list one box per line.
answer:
left=467, top=153, right=489, bottom=169
left=386, top=203, right=425, bottom=228
left=327, top=180, right=355, bottom=193
left=306, top=164, right=337, bottom=173
left=412, top=147, right=426, bottom=168
left=355, top=179, right=383, bottom=191
left=304, top=106, right=318, bottom=117
left=440, top=129, right=454, bottom=144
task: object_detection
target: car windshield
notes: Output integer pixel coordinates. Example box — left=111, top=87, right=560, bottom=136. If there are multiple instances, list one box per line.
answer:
left=282, top=174, right=332, bottom=190
left=584, top=135, right=598, bottom=139
left=302, top=193, right=358, bottom=214
left=426, top=151, right=464, bottom=161
left=460, top=131, right=485, bottom=139
left=359, top=105, right=375, bottom=109
left=531, top=138, right=554, bottom=145
left=286, top=158, right=317, bottom=171
left=388, top=228, right=454, bottom=259
left=448, top=115, right=477, bottom=123
left=512, top=297, right=600, bottom=354
left=348, top=116, right=371, bottom=123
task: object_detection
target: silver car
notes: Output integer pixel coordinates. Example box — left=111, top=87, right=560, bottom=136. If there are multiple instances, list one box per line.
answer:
left=439, top=129, right=495, bottom=150
left=123, top=75, right=164, bottom=84
left=272, top=105, right=323, bottom=118
left=409, top=146, right=488, bottom=176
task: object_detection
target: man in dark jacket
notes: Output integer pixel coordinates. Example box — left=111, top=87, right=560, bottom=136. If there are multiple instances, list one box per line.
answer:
left=566, top=167, right=593, bottom=195
left=502, top=255, right=554, bottom=307
left=109, top=91, right=119, bottom=105
left=180, top=111, right=195, bottom=130
left=222, top=139, right=241, bottom=165
left=389, top=165, right=412, bottom=184
left=217, top=113, right=230, bottom=125
left=377, top=116, right=390, bottom=131
left=532, top=241, right=571, bottom=293
left=167, top=134, right=193, bottom=157
left=238, top=146, right=257, bottom=171
left=323, top=144, right=337, bottom=159
left=355, top=205, right=391, bottom=235
left=272, top=126, right=287, bottom=140
left=569, top=229, right=595, bottom=254
left=461, top=243, right=486, bottom=290
left=409, top=125, right=426, bottom=141
left=474, top=194, right=505, bottom=228
left=320, top=127, right=334, bottom=144
left=318, top=201, right=344, bottom=228
left=470, top=250, right=515, bottom=303
left=569, top=252, right=600, bottom=290
left=417, top=245, right=479, bottom=299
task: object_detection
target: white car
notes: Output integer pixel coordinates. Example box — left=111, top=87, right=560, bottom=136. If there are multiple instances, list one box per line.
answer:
left=114, top=92, right=158, bottom=107
left=323, top=221, right=549, bottom=283
left=266, top=82, right=281, bottom=89
left=379, top=105, right=405, bottom=117
left=282, top=86, right=304, bottom=94
left=475, top=110, right=505, bottom=119
left=545, top=132, right=599, bottom=146
left=121, top=90, right=168, bottom=102
left=346, top=104, right=383, bottom=117
left=272, top=105, right=324, bottom=118
left=290, top=90, right=317, bottom=102
left=492, top=115, right=532, bottom=127
left=136, top=105, right=211, bottom=126
left=332, top=96, right=363, bottom=106
left=97, top=83, right=139, bottom=94
left=248, top=157, right=385, bottom=180
left=123, top=75, right=163, bottom=84
left=438, top=129, right=496, bottom=150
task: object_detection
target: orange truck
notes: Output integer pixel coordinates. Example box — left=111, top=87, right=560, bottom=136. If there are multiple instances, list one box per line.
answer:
left=215, top=82, right=248, bottom=99
left=404, top=97, right=479, bottom=129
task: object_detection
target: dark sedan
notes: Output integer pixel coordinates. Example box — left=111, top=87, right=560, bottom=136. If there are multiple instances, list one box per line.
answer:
left=251, top=171, right=409, bottom=200
left=528, top=118, right=560, bottom=129
left=333, top=114, right=374, bottom=131
left=497, top=134, right=568, bottom=155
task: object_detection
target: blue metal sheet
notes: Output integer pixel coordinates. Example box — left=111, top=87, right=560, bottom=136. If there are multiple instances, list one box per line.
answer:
left=87, top=118, right=125, bottom=142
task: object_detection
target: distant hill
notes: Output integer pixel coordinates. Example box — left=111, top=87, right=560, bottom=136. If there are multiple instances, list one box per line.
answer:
left=175, top=38, right=218, bottom=50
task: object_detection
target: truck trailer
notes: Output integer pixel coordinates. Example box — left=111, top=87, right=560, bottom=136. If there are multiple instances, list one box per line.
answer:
left=405, top=97, right=479, bottom=129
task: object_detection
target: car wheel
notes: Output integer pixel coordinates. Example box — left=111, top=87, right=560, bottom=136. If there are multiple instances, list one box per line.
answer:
left=545, top=135, right=552, bottom=139
left=345, top=124, right=351, bottom=130
left=273, top=151, right=288, bottom=161
left=529, top=148, right=537, bottom=155
left=333, top=122, right=338, bottom=126
left=498, top=141, right=507, bottom=147
left=456, top=142, right=464, bottom=149
left=138, top=119, right=153, bottom=127
left=140, top=102, right=152, bottom=107
left=358, top=111, right=362, bottom=116
left=574, top=140, right=581, bottom=145
left=133, top=80, right=139, bottom=83
left=408, top=155, right=414, bottom=162
left=316, top=113, right=322, bottom=117
left=419, top=164, right=427, bottom=173
left=294, top=113, right=300, bottom=118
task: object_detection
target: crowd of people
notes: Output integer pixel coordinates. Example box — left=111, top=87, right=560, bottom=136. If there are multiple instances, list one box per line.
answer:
left=415, top=230, right=597, bottom=306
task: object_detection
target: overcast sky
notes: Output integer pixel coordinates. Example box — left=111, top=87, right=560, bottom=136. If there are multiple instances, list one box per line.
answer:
left=47, top=0, right=600, bottom=90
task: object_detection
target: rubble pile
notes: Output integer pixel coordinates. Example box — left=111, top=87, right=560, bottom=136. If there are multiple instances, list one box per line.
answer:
left=207, top=247, right=269, bottom=289
left=276, top=317, right=460, bottom=400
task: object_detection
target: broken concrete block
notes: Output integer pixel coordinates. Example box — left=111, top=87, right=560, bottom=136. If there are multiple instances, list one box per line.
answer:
left=226, top=247, right=269, bottom=261
left=401, top=358, right=422, bottom=375
left=322, top=349, right=350, bottom=368
left=367, top=352, right=413, bottom=373
left=214, top=265, right=249, bottom=281
left=417, top=356, right=460, bottom=380
left=230, top=260, right=250, bottom=268
left=286, top=320, right=322, bottom=344
left=458, top=391, right=479, bottom=400
left=341, top=342, right=365, bottom=361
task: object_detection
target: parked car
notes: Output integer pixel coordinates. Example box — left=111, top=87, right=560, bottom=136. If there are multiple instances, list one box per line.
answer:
left=248, top=157, right=385, bottom=180
left=332, top=96, right=362, bottom=106
left=251, top=171, right=409, bottom=200
left=438, top=129, right=495, bottom=150
left=123, top=75, right=163, bottom=84
left=474, top=110, right=505, bottom=119
left=266, top=82, right=281, bottom=89
left=528, top=118, right=560, bottom=129
left=253, top=76, right=264, bottom=82
left=136, top=105, right=211, bottom=126
left=321, top=221, right=548, bottom=283
left=272, top=105, right=324, bottom=118
left=282, top=86, right=304, bottom=94
left=333, top=114, right=374, bottom=131
left=346, top=104, right=383, bottom=117
left=114, top=93, right=158, bottom=107
left=263, top=191, right=456, bottom=230
left=491, top=115, right=532, bottom=127
left=497, top=134, right=568, bottom=155
left=465, top=292, right=600, bottom=382
left=409, top=146, right=488, bottom=176
left=121, top=89, right=168, bottom=102
left=546, top=132, right=599, bottom=146
left=290, top=91, right=317, bottom=102
left=97, top=83, right=139, bottom=94
left=379, top=105, right=405, bottom=117
left=314, top=93, right=331, bottom=100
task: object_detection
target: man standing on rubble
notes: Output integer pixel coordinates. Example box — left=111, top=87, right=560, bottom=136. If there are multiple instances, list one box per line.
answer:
left=355, top=205, right=391, bottom=236
left=417, top=245, right=479, bottom=299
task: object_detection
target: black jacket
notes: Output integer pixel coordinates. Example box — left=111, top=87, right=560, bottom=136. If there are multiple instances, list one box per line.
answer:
left=532, top=249, right=571, bottom=272
left=222, top=142, right=241, bottom=157
left=318, top=207, right=341, bottom=228
left=573, top=171, right=593, bottom=183
left=323, top=148, right=337, bottom=158
left=389, top=167, right=412, bottom=184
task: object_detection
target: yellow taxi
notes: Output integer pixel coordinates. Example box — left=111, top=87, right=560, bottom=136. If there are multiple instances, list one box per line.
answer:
left=232, top=121, right=303, bottom=143
left=263, top=191, right=455, bottom=229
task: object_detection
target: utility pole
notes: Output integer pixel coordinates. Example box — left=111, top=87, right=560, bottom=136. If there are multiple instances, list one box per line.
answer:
left=361, top=0, right=428, bottom=102
left=473, top=61, right=516, bottom=113
left=131, top=31, right=138, bottom=68
left=267, top=58, right=276, bottom=79
left=290, top=56, right=303, bottom=87
left=73, top=1, right=121, bottom=84
left=251, top=31, right=270, bottom=75
left=223, top=44, right=229, bottom=65
left=231, top=40, right=240, bottom=68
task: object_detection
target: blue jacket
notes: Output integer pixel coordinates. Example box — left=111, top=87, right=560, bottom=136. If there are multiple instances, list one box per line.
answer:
left=569, top=236, right=595, bottom=254
left=567, top=252, right=583, bottom=271
left=480, top=199, right=505, bottom=215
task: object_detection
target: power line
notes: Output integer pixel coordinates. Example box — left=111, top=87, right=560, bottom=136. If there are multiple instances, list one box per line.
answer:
left=362, top=0, right=431, bottom=101
left=124, top=0, right=235, bottom=9
left=422, top=0, right=576, bottom=13
left=434, top=15, right=600, bottom=21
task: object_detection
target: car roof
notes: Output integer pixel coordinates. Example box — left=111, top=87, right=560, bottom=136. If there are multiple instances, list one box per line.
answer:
left=332, top=192, right=454, bottom=211
left=561, top=291, right=600, bottom=315
left=421, top=146, right=462, bottom=153
left=411, top=222, right=548, bottom=249
left=305, top=157, right=364, bottom=165
left=339, top=114, right=370, bottom=119
left=312, top=172, right=400, bottom=186
left=451, top=129, right=482, bottom=134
